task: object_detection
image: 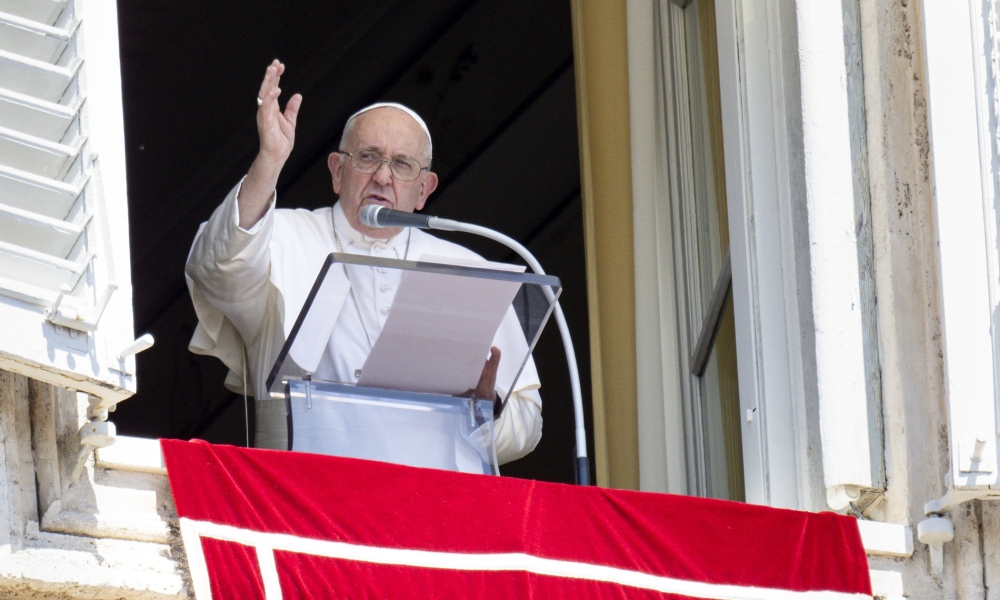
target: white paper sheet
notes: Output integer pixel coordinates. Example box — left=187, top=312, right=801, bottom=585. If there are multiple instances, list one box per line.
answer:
left=357, top=256, right=525, bottom=395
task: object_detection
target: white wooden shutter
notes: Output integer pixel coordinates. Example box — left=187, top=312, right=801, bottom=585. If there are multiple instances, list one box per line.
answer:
left=0, top=0, right=138, bottom=404
left=920, top=0, right=1000, bottom=513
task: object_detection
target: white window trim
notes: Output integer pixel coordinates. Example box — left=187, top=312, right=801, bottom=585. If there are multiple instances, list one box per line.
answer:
left=796, top=1, right=881, bottom=508
left=712, top=0, right=808, bottom=509
left=630, top=0, right=811, bottom=506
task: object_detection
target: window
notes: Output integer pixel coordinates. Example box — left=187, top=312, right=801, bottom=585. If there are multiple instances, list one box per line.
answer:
left=655, top=0, right=743, bottom=501
left=635, top=0, right=885, bottom=509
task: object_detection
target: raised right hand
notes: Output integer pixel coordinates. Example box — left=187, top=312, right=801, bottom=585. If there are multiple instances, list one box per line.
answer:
left=256, top=59, right=302, bottom=168
left=237, top=60, right=302, bottom=229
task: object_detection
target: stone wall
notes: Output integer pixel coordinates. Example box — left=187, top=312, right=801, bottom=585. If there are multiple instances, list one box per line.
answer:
left=0, top=371, right=186, bottom=598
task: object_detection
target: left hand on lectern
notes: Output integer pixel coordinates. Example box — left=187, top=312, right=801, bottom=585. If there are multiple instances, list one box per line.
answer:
left=471, top=346, right=501, bottom=400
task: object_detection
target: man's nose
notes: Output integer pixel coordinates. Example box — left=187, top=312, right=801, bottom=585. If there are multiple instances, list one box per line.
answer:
left=372, top=161, right=393, bottom=185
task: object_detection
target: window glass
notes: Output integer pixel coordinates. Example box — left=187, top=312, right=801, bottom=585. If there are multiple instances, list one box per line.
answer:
left=658, top=0, right=743, bottom=502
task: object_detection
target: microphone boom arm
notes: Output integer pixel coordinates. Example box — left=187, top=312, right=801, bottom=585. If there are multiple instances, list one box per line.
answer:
left=429, top=216, right=590, bottom=486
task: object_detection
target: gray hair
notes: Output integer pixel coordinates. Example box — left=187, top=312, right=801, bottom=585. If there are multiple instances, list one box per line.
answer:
left=338, top=103, right=433, bottom=167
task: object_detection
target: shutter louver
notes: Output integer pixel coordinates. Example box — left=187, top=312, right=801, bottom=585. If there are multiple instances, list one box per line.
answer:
left=0, top=1, right=93, bottom=313
left=0, top=0, right=140, bottom=404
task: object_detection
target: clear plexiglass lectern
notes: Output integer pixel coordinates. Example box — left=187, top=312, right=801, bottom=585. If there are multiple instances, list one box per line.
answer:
left=265, top=253, right=561, bottom=475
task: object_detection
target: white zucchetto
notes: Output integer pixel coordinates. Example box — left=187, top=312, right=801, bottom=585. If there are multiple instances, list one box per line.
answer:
left=345, top=102, right=433, bottom=158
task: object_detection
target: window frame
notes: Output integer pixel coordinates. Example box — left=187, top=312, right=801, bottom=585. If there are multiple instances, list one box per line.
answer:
left=632, top=0, right=887, bottom=510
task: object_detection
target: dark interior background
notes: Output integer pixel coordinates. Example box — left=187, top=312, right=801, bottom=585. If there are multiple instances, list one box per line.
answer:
left=113, top=0, right=594, bottom=483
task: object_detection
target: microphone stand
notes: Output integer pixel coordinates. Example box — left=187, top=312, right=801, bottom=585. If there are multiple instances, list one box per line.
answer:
left=428, top=216, right=591, bottom=486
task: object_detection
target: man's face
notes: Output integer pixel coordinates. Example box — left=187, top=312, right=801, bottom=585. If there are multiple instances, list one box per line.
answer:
left=328, top=108, right=438, bottom=239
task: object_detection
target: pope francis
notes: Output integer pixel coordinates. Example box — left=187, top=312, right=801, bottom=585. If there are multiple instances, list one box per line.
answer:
left=185, top=60, right=542, bottom=464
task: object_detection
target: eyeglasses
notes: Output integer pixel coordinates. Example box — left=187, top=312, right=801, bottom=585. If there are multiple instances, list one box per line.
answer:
left=342, top=150, right=429, bottom=182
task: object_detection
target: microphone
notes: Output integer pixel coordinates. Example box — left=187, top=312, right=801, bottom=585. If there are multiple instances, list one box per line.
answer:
left=359, top=205, right=434, bottom=229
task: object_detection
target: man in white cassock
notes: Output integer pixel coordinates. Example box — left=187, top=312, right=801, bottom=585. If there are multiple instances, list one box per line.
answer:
left=185, top=60, right=542, bottom=464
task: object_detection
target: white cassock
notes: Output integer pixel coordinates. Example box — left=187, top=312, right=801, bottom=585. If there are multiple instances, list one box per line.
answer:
left=185, top=178, right=543, bottom=464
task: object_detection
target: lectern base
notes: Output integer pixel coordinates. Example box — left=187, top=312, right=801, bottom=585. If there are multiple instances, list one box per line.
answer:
left=286, top=380, right=498, bottom=475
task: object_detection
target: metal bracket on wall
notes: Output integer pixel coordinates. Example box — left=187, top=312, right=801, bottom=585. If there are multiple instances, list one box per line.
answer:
left=920, top=474, right=1000, bottom=577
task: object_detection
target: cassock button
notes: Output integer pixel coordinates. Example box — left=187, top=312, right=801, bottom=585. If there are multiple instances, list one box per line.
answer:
left=380, top=284, right=391, bottom=293
left=381, top=307, right=390, bottom=315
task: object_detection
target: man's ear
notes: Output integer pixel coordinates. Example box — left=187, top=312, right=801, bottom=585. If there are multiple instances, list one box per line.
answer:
left=328, top=152, right=343, bottom=194
left=416, top=171, right=438, bottom=211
